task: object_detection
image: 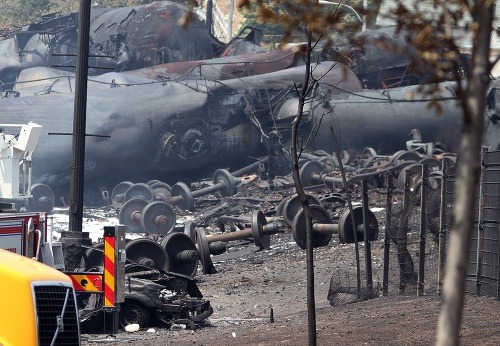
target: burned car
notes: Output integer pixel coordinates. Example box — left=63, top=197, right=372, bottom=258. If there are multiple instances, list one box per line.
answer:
left=79, top=263, right=212, bottom=331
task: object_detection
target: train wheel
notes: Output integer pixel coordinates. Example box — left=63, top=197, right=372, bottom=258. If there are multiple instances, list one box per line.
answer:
left=25, top=183, right=55, bottom=213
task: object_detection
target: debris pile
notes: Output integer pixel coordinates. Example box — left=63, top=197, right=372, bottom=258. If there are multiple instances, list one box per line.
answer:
left=77, top=133, right=453, bottom=331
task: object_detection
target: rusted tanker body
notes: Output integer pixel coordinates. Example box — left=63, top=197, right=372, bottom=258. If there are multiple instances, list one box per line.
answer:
left=122, top=49, right=302, bottom=81
left=304, top=85, right=463, bottom=154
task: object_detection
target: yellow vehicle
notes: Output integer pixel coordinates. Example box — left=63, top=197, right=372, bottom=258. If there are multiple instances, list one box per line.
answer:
left=0, top=248, right=81, bottom=346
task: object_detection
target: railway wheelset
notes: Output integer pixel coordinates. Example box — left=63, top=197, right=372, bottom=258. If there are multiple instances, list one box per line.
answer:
left=101, top=152, right=433, bottom=277
left=111, top=168, right=239, bottom=212
left=88, top=147, right=446, bottom=280
left=85, top=190, right=380, bottom=277
left=194, top=195, right=379, bottom=274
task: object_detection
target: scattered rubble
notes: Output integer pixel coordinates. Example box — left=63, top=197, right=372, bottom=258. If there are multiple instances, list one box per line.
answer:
left=74, top=138, right=493, bottom=342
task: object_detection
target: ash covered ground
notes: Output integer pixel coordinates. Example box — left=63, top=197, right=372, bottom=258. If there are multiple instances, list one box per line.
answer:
left=55, top=170, right=500, bottom=345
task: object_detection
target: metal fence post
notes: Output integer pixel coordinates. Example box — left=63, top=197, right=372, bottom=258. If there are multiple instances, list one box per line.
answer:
left=361, top=180, right=373, bottom=297
left=383, top=173, right=394, bottom=296
left=417, top=164, right=428, bottom=297
left=475, top=147, right=487, bottom=295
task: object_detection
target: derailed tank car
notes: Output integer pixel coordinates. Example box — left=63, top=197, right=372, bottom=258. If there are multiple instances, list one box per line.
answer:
left=2, top=58, right=485, bottom=207
left=0, top=62, right=363, bottom=204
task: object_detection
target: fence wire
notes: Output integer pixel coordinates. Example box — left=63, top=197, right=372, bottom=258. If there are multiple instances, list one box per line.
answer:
left=327, top=149, right=500, bottom=305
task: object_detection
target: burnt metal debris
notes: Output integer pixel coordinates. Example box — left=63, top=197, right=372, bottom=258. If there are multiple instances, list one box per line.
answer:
left=0, top=1, right=224, bottom=87
left=104, top=137, right=443, bottom=273
left=78, top=263, right=213, bottom=331
left=2, top=1, right=499, bottom=211
left=69, top=135, right=498, bottom=329
left=2, top=0, right=498, bottom=335
left=78, top=234, right=211, bottom=330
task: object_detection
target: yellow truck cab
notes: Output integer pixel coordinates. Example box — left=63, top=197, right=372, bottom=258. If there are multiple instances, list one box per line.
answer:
left=0, top=248, right=81, bottom=346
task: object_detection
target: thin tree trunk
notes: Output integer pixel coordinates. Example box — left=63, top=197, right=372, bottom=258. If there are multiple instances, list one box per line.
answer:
left=290, top=37, right=316, bottom=346
left=436, top=2, right=494, bottom=344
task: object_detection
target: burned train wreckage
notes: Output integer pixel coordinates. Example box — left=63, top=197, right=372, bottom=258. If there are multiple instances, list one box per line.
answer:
left=0, top=0, right=499, bottom=211
left=0, top=1, right=224, bottom=87
left=2, top=62, right=480, bottom=210
left=1, top=0, right=500, bottom=335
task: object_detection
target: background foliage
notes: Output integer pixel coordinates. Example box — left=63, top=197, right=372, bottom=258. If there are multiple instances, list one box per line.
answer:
left=0, top=0, right=162, bottom=29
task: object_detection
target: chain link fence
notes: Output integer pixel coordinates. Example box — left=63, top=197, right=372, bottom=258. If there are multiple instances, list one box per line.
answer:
left=327, top=149, right=499, bottom=305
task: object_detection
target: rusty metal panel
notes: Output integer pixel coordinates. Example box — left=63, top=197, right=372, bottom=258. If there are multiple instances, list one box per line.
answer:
left=123, top=49, right=299, bottom=81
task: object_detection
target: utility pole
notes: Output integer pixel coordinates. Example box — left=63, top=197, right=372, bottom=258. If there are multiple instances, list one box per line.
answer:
left=69, top=0, right=91, bottom=234
left=61, top=0, right=93, bottom=271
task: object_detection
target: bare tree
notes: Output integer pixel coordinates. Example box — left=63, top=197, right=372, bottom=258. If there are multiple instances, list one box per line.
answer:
left=374, top=1, right=496, bottom=343
left=431, top=2, right=495, bottom=344
left=290, top=35, right=317, bottom=346
left=237, top=1, right=362, bottom=345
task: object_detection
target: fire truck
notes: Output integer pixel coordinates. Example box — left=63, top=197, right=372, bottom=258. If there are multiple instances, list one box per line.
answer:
left=0, top=123, right=81, bottom=345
